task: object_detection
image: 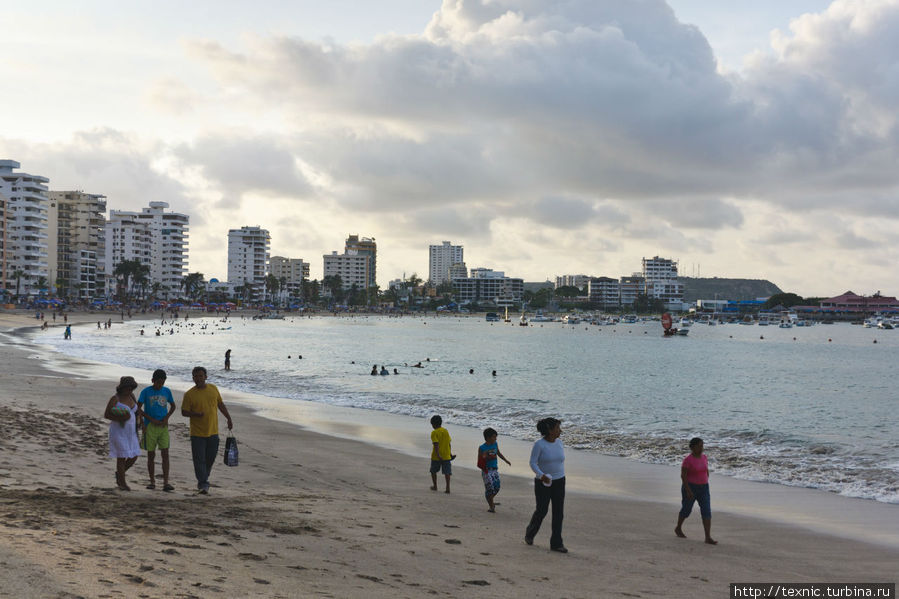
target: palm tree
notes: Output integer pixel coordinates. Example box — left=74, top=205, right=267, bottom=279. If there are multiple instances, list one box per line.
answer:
left=264, top=274, right=280, bottom=305
left=367, top=284, right=380, bottom=307
left=322, top=275, right=345, bottom=304
left=36, top=276, right=48, bottom=297
left=55, top=276, right=68, bottom=299
left=114, top=260, right=149, bottom=300
left=12, top=270, right=26, bottom=301
left=182, top=272, right=206, bottom=302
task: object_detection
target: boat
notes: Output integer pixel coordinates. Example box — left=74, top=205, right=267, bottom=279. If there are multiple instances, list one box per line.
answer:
left=878, top=320, right=894, bottom=330
left=519, top=313, right=529, bottom=326
left=485, top=312, right=500, bottom=322
left=778, top=321, right=792, bottom=328
left=561, top=314, right=581, bottom=325
left=676, top=328, right=689, bottom=336
left=758, top=316, right=770, bottom=326
left=678, top=317, right=693, bottom=327
left=531, top=311, right=554, bottom=323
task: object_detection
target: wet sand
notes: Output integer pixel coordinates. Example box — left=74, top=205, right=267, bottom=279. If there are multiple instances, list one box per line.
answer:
left=0, top=310, right=896, bottom=598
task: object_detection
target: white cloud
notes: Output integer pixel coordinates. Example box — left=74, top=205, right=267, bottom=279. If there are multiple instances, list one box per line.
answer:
left=5, top=0, right=899, bottom=295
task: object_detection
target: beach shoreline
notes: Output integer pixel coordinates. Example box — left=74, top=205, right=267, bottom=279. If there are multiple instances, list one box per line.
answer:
left=1, top=310, right=896, bottom=598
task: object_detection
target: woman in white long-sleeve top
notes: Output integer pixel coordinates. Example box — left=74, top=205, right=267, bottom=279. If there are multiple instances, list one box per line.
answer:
left=525, top=417, right=567, bottom=553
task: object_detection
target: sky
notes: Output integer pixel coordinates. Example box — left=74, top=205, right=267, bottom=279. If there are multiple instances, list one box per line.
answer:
left=2, top=0, right=897, bottom=297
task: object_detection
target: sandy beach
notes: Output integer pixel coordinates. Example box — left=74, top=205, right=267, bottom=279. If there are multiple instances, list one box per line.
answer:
left=0, top=311, right=896, bottom=598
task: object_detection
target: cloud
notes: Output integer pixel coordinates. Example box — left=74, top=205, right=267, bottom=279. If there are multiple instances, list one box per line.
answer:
left=8, top=0, right=899, bottom=294
left=174, top=134, right=315, bottom=209
left=1, top=128, right=191, bottom=213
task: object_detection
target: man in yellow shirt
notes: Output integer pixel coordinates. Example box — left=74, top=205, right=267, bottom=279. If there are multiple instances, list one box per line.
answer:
left=181, top=366, right=233, bottom=494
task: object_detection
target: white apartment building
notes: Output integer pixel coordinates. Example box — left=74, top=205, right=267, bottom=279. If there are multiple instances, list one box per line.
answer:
left=556, top=274, right=590, bottom=289
left=105, top=202, right=189, bottom=299
left=641, top=256, right=683, bottom=306
left=345, top=234, right=377, bottom=289
left=228, top=226, right=270, bottom=298
left=49, top=191, right=107, bottom=300
left=0, top=160, right=50, bottom=297
left=470, top=267, right=505, bottom=279
left=452, top=275, right=524, bottom=307
left=428, top=241, right=463, bottom=285
left=270, top=255, right=310, bottom=300
left=588, top=276, right=621, bottom=308
left=323, top=250, right=370, bottom=292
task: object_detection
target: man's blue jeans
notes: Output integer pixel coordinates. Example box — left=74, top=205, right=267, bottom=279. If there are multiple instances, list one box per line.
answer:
left=190, top=435, right=219, bottom=490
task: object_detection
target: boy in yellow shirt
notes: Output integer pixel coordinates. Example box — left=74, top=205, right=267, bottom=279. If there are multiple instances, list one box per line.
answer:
left=429, top=415, right=455, bottom=493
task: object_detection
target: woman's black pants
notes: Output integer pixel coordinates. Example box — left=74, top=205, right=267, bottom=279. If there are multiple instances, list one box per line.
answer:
left=525, top=476, right=565, bottom=548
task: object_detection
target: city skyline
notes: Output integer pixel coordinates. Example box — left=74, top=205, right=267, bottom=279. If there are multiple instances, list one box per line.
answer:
left=3, top=1, right=897, bottom=296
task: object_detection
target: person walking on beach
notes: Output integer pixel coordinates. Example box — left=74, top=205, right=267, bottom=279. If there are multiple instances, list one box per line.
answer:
left=181, top=366, right=234, bottom=494
left=64, top=325, right=72, bottom=340
left=429, top=415, right=454, bottom=493
left=675, top=437, right=717, bottom=544
left=137, top=369, right=176, bottom=491
left=104, top=376, right=142, bottom=490
left=224, top=349, right=231, bottom=371
left=478, top=427, right=511, bottom=512
left=525, top=417, right=568, bottom=553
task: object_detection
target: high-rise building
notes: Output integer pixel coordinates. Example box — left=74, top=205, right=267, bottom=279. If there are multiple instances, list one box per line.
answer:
left=555, top=275, right=590, bottom=289
left=270, top=256, right=310, bottom=300
left=0, top=160, right=50, bottom=297
left=49, top=191, right=107, bottom=300
left=429, top=241, right=463, bottom=285
left=105, top=202, right=189, bottom=299
left=641, top=256, right=683, bottom=305
left=587, top=276, right=620, bottom=309
left=344, top=234, right=376, bottom=289
left=323, top=250, right=371, bottom=292
left=228, top=226, right=270, bottom=299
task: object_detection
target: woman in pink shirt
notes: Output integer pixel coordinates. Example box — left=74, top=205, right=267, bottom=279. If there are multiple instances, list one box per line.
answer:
left=674, top=437, right=717, bottom=544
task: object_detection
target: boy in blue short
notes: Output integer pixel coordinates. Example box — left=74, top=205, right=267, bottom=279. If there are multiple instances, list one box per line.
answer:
left=429, top=415, right=455, bottom=493
left=478, top=427, right=511, bottom=512
left=138, top=369, right=176, bottom=491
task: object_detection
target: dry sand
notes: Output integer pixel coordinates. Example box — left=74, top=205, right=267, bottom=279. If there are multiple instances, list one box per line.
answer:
left=0, top=311, right=896, bottom=598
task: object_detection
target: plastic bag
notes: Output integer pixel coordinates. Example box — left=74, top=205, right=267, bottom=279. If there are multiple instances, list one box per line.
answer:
left=224, top=433, right=239, bottom=466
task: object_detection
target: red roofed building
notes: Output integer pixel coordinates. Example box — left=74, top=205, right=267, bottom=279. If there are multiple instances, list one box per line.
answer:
left=819, top=291, right=899, bottom=313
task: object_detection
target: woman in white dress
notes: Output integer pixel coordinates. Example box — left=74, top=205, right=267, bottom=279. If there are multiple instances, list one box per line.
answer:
left=104, top=376, right=142, bottom=490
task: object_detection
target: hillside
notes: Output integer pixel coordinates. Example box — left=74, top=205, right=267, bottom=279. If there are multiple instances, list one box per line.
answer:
left=680, top=277, right=783, bottom=302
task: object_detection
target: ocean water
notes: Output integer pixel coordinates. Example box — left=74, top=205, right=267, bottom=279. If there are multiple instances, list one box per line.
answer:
left=33, top=315, right=899, bottom=504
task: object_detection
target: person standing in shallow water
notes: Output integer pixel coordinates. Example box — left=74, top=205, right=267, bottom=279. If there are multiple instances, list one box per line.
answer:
left=224, top=349, right=231, bottom=371
left=675, top=437, right=717, bottom=545
left=525, top=417, right=568, bottom=553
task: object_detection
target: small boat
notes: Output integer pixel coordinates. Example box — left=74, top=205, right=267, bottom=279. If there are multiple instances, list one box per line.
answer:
left=531, top=311, right=554, bottom=322
left=485, top=312, right=500, bottom=322
left=878, top=320, right=894, bottom=330
left=519, top=313, right=529, bottom=326
left=676, top=328, right=689, bottom=336
left=561, top=314, right=581, bottom=325
left=779, top=321, right=792, bottom=329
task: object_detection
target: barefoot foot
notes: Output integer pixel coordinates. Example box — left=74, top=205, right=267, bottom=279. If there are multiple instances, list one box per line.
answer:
left=705, top=537, right=718, bottom=545
left=430, top=485, right=437, bottom=491
left=675, top=528, right=686, bottom=538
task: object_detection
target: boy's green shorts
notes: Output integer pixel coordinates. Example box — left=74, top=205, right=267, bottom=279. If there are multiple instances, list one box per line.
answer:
left=141, top=422, right=171, bottom=451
